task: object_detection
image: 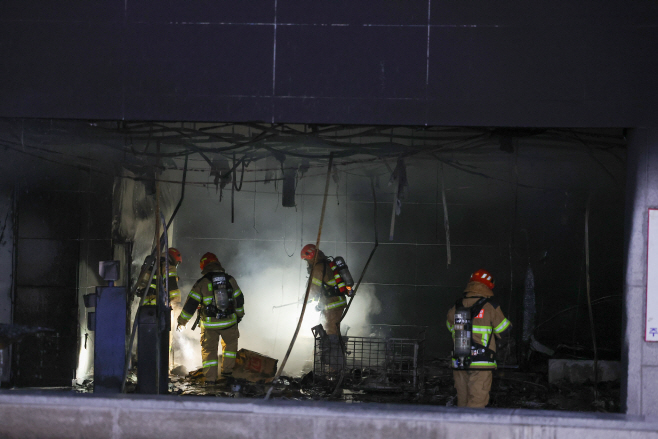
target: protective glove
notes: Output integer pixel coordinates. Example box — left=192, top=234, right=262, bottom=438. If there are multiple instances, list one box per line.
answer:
left=237, top=316, right=242, bottom=324
left=176, top=324, right=185, bottom=332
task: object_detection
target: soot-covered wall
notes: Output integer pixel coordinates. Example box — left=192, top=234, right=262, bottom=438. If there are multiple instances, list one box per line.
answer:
left=166, top=137, right=625, bottom=374
left=0, top=120, right=117, bottom=386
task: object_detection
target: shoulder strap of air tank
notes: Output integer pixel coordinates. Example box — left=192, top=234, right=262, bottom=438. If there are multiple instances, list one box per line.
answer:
left=469, top=297, right=489, bottom=315
left=201, top=272, right=213, bottom=283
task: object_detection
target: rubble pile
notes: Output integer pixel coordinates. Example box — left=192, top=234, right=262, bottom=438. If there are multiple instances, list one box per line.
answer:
left=71, top=361, right=619, bottom=412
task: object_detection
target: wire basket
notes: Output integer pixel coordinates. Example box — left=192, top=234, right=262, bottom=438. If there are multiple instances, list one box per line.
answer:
left=312, top=325, right=424, bottom=392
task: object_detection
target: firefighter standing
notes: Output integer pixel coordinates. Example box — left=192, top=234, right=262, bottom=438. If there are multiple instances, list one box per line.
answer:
left=301, top=244, right=350, bottom=371
left=446, top=269, right=511, bottom=408
left=301, top=244, right=348, bottom=335
left=176, top=252, right=244, bottom=384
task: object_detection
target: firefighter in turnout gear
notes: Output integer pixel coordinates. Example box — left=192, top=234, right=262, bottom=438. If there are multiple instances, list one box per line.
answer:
left=301, top=244, right=348, bottom=335
left=144, top=247, right=183, bottom=306
left=176, top=252, right=245, bottom=384
left=301, top=244, right=351, bottom=372
left=446, top=269, right=511, bottom=407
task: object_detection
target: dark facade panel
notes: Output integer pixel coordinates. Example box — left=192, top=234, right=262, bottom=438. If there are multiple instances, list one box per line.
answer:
left=127, top=0, right=275, bottom=24
left=277, top=0, right=428, bottom=25
left=1, top=1, right=657, bottom=126
left=124, top=24, right=274, bottom=96
left=275, top=26, right=427, bottom=99
left=125, top=95, right=274, bottom=122
left=0, top=1, right=123, bottom=21
left=273, top=97, right=427, bottom=125
left=0, top=21, right=124, bottom=119
left=429, top=1, right=642, bottom=26
left=427, top=27, right=586, bottom=104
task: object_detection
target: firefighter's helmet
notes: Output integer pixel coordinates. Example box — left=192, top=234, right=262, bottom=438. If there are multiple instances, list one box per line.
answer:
left=470, top=269, right=495, bottom=289
left=168, top=248, right=182, bottom=265
left=200, top=252, right=219, bottom=270
left=300, top=244, right=317, bottom=261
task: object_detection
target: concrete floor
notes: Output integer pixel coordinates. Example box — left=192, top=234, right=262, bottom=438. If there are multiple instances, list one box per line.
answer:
left=1, top=391, right=657, bottom=439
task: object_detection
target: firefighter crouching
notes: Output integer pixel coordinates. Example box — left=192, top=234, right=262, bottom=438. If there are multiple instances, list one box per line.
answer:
left=301, top=244, right=353, bottom=372
left=176, top=252, right=245, bottom=384
left=446, top=269, right=511, bottom=408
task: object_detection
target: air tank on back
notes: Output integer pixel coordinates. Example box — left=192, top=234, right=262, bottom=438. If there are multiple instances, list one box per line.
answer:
left=453, top=307, right=472, bottom=368
left=333, top=256, right=354, bottom=287
left=212, top=273, right=230, bottom=313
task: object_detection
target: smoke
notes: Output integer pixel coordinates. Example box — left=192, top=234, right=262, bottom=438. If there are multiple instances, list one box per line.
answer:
left=171, top=250, right=382, bottom=377
left=164, top=161, right=384, bottom=377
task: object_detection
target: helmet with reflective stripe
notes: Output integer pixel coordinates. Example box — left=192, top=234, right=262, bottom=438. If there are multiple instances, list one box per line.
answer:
left=200, top=252, right=219, bottom=270
left=300, top=244, right=317, bottom=261
left=469, top=269, right=495, bottom=290
left=168, top=248, right=182, bottom=265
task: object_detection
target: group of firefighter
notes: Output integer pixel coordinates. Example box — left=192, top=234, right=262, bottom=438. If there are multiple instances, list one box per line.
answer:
left=146, top=244, right=511, bottom=408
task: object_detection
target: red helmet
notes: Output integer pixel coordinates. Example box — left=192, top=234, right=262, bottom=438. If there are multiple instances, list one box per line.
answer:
left=470, top=269, right=495, bottom=290
left=300, top=244, right=317, bottom=261
left=200, top=252, right=219, bottom=270
left=168, top=248, right=182, bottom=265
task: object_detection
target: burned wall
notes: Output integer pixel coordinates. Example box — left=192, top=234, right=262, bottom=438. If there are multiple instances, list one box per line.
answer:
left=0, top=120, right=117, bottom=386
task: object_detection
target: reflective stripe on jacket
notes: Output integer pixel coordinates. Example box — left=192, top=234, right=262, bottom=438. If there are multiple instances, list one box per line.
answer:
left=177, top=261, right=245, bottom=329
left=446, top=281, right=511, bottom=370
left=309, top=257, right=347, bottom=312
left=144, top=260, right=181, bottom=305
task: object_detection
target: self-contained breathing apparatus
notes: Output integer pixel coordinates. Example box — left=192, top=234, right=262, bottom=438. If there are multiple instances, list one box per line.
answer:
left=452, top=297, right=496, bottom=369
left=134, top=255, right=157, bottom=297
left=324, top=256, right=355, bottom=297
left=204, top=272, right=235, bottom=319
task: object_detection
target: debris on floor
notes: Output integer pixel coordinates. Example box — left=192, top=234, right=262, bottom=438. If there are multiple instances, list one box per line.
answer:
left=67, top=358, right=620, bottom=412
left=548, top=359, right=621, bottom=384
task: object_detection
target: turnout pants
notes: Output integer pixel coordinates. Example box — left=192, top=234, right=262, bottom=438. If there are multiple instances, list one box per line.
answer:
left=322, top=306, right=343, bottom=336
left=321, top=307, right=345, bottom=372
left=453, top=369, right=493, bottom=408
left=200, top=324, right=239, bottom=382
left=169, top=301, right=182, bottom=365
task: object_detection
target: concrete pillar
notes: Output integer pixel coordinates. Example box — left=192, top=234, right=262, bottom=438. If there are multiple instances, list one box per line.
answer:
left=0, top=187, right=14, bottom=384
left=623, top=128, right=658, bottom=416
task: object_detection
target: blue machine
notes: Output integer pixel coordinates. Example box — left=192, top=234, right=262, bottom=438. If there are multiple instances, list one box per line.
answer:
left=86, top=261, right=126, bottom=393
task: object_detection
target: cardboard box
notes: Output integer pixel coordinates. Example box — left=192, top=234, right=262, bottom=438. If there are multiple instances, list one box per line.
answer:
left=232, top=349, right=278, bottom=383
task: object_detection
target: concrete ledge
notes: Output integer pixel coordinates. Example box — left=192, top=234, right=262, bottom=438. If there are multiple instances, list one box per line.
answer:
left=0, top=391, right=656, bottom=439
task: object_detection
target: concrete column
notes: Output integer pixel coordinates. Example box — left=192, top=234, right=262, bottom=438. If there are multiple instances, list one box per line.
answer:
left=623, top=128, right=658, bottom=416
left=0, top=187, right=14, bottom=384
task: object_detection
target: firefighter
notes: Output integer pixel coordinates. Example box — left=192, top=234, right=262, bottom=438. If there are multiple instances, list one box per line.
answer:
left=143, top=247, right=182, bottom=306
left=300, top=244, right=348, bottom=371
left=176, top=252, right=244, bottom=384
left=446, top=269, right=511, bottom=408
